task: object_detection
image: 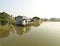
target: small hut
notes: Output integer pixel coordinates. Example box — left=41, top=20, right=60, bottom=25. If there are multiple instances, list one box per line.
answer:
left=15, top=16, right=28, bottom=26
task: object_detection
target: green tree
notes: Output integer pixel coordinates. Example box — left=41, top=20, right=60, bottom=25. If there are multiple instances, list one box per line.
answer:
left=32, top=16, right=40, bottom=20
left=0, top=12, right=10, bottom=25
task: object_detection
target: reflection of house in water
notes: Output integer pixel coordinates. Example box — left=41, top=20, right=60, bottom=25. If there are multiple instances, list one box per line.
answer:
left=15, top=16, right=28, bottom=26
left=15, top=26, right=31, bottom=35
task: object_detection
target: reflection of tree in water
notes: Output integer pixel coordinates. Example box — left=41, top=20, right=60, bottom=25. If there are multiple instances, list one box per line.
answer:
left=0, top=30, right=9, bottom=39
left=0, top=25, right=14, bottom=39
left=33, top=21, right=41, bottom=27
left=15, top=26, right=31, bottom=35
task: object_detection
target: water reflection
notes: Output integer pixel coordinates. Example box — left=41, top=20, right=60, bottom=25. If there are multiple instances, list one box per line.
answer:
left=0, top=22, right=60, bottom=46
left=0, top=21, right=41, bottom=38
left=33, top=21, right=40, bottom=27
left=15, top=21, right=41, bottom=35
left=0, top=25, right=14, bottom=39
left=0, top=30, right=9, bottom=39
left=0, top=22, right=43, bottom=46
left=15, top=26, right=31, bottom=35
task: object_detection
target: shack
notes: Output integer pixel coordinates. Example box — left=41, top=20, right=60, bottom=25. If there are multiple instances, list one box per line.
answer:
left=15, top=16, right=28, bottom=26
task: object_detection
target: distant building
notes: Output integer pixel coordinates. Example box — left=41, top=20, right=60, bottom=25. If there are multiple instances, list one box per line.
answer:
left=15, top=16, right=28, bottom=26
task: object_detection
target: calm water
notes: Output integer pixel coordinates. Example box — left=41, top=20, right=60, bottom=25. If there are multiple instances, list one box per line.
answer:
left=0, top=22, right=60, bottom=46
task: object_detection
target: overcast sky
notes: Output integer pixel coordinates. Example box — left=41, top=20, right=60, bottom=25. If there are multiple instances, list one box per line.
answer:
left=0, top=0, right=60, bottom=18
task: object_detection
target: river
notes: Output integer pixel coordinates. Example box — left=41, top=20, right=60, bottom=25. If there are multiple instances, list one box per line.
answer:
left=0, top=22, right=60, bottom=46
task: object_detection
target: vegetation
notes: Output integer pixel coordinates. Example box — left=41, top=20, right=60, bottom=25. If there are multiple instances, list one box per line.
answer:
left=0, top=12, right=15, bottom=25
left=0, top=25, right=14, bottom=38
left=32, top=16, right=40, bottom=21
left=0, top=12, right=44, bottom=39
left=0, top=12, right=9, bottom=25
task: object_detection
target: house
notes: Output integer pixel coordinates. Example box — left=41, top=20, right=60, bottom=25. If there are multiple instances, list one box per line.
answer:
left=15, top=16, right=28, bottom=26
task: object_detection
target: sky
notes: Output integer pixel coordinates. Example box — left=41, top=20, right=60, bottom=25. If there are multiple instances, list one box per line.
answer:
left=0, top=0, right=60, bottom=18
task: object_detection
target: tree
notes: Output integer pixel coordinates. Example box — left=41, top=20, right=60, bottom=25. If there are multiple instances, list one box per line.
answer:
left=0, top=12, right=10, bottom=25
left=32, top=16, right=40, bottom=21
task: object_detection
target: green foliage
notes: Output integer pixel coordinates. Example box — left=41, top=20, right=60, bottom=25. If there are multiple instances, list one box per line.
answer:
left=0, top=12, right=9, bottom=18
left=0, top=12, right=10, bottom=25
left=32, top=17, right=40, bottom=20
left=32, top=16, right=40, bottom=21
left=0, top=12, right=15, bottom=25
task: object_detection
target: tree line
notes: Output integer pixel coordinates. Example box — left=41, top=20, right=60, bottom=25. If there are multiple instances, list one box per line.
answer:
left=0, top=12, right=40, bottom=26
left=0, top=12, right=15, bottom=25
